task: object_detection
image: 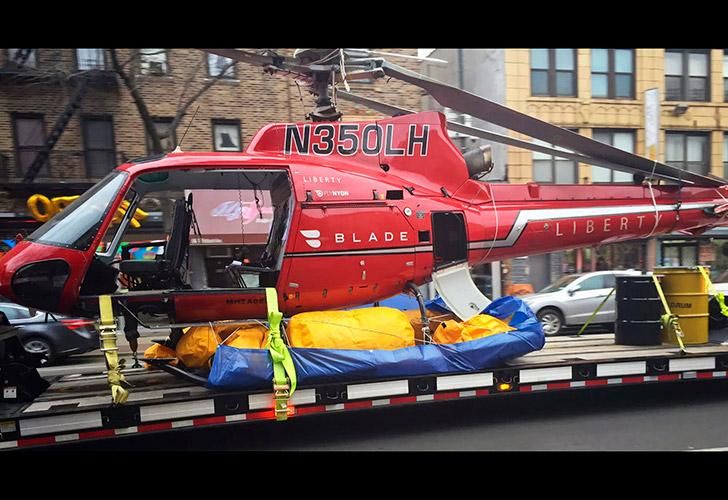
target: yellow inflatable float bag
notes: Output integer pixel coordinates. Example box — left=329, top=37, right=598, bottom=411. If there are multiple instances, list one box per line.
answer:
left=289, top=307, right=415, bottom=350
left=225, top=323, right=268, bottom=349
left=432, top=320, right=464, bottom=345
left=176, top=326, right=221, bottom=368
left=460, top=314, right=514, bottom=342
left=143, top=343, right=178, bottom=369
left=433, top=314, right=515, bottom=344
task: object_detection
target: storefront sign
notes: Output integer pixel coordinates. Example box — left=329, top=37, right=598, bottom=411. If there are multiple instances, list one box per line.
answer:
left=644, top=88, right=660, bottom=160
left=699, top=243, right=716, bottom=262
left=189, top=189, right=274, bottom=245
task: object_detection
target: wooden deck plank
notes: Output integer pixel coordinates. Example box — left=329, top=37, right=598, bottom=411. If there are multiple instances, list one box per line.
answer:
left=543, top=339, right=616, bottom=349
left=505, top=356, right=571, bottom=366
left=526, top=344, right=673, bottom=357
left=545, top=333, right=615, bottom=343
left=564, top=348, right=725, bottom=361
left=541, top=341, right=624, bottom=352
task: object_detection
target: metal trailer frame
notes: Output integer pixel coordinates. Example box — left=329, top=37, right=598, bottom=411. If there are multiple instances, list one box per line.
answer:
left=2, top=333, right=728, bottom=450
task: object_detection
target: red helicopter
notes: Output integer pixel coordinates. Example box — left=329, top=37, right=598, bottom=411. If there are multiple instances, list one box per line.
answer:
left=1, top=48, right=728, bottom=350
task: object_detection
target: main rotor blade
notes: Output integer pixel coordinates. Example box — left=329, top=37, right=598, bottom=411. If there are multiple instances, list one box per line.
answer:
left=365, top=50, right=448, bottom=65
left=378, top=61, right=726, bottom=187
left=337, top=91, right=692, bottom=184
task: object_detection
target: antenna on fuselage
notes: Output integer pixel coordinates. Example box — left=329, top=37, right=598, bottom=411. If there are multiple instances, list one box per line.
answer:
left=173, top=106, right=200, bottom=153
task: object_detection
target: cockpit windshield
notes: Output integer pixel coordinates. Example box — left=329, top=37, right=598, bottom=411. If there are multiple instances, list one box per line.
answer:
left=26, top=171, right=128, bottom=251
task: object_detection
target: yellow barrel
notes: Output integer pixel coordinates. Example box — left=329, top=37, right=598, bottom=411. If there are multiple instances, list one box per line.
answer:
left=655, top=267, right=709, bottom=345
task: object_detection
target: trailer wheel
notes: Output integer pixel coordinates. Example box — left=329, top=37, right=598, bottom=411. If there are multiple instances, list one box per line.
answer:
left=538, top=308, right=564, bottom=336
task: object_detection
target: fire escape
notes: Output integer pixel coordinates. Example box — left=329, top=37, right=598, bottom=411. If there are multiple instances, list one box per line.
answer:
left=22, top=79, right=87, bottom=183
left=1, top=49, right=117, bottom=185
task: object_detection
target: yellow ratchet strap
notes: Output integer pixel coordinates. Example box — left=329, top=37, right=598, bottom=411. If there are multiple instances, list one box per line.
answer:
left=577, top=288, right=615, bottom=336
left=651, top=275, right=686, bottom=352
left=699, top=266, right=728, bottom=318
left=98, top=295, right=129, bottom=404
left=265, top=288, right=296, bottom=421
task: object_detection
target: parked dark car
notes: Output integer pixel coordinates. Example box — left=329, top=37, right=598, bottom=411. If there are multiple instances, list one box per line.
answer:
left=0, top=300, right=98, bottom=363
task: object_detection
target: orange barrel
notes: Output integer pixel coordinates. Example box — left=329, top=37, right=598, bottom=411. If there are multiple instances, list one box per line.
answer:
left=654, top=267, right=709, bottom=345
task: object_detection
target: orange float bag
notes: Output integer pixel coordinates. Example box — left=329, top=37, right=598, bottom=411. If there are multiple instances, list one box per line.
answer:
left=224, top=323, right=268, bottom=349
left=433, top=313, right=515, bottom=345
left=143, top=343, right=178, bottom=369
left=289, top=307, right=415, bottom=350
left=176, top=326, right=221, bottom=369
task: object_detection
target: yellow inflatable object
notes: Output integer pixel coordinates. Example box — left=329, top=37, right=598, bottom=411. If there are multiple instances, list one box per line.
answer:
left=26, top=194, right=54, bottom=222
left=146, top=323, right=268, bottom=370
left=289, top=307, right=415, bottom=350
left=433, top=314, right=515, bottom=345
left=143, top=343, right=178, bottom=369
left=27, top=193, right=148, bottom=226
left=176, top=326, right=221, bottom=369
left=225, top=323, right=268, bottom=349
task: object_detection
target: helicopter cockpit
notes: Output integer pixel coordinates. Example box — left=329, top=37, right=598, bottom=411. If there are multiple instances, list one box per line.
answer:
left=90, top=168, right=294, bottom=294
left=75, top=167, right=295, bottom=348
left=10, top=165, right=294, bottom=330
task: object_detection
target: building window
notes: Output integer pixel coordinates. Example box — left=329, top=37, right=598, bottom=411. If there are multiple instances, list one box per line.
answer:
left=665, top=49, right=710, bottom=101
left=530, top=48, right=576, bottom=97
left=7, top=49, right=36, bottom=68
left=207, top=53, right=235, bottom=78
left=76, top=48, right=106, bottom=71
left=666, top=131, right=710, bottom=175
left=12, top=114, right=49, bottom=177
left=146, top=118, right=177, bottom=153
left=139, top=49, right=168, bottom=75
left=532, top=130, right=578, bottom=183
left=591, top=49, right=634, bottom=99
left=591, top=130, right=635, bottom=182
left=724, top=134, right=728, bottom=178
left=724, top=50, right=728, bottom=102
left=212, top=120, right=242, bottom=151
left=82, top=116, right=116, bottom=178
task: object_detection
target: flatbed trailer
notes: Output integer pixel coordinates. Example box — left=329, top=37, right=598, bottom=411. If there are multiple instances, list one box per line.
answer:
left=3, top=330, right=728, bottom=450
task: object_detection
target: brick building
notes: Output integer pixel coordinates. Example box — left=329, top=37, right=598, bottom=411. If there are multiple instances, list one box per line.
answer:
left=425, top=49, right=728, bottom=292
left=0, top=48, right=421, bottom=217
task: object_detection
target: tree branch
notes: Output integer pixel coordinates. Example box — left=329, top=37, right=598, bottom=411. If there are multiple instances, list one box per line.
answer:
left=110, top=48, right=163, bottom=154
left=164, top=60, right=237, bottom=136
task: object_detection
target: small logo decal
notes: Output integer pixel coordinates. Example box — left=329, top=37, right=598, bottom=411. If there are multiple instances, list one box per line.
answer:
left=300, top=230, right=321, bottom=249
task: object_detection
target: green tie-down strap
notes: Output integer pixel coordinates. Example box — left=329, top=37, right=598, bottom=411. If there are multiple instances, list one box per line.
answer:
left=699, top=266, right=728, bottom=318
left=715, top=292, right=728, bottom=318
left=265, top=288, right=296, bottom=420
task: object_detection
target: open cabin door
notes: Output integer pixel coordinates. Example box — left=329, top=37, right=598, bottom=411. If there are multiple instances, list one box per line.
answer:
left=430, top=212, right=490, bottom=321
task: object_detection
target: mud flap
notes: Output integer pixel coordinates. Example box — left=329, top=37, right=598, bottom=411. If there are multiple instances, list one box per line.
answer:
left=431, top=262, right=491, bottom=321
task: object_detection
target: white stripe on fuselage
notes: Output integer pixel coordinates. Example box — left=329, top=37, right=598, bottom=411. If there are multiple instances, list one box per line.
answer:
left=468, top=202, right=714, bottom=250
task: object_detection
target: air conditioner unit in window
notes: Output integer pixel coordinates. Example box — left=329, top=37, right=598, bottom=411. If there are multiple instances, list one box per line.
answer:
left=147, top=61, right=165, bottom=75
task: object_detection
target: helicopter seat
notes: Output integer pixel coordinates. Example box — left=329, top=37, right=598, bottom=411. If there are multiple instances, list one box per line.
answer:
left=119, top=194, right=193, bottom=291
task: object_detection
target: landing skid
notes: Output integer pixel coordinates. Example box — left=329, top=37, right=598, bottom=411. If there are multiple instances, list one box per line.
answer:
left=141, top=357, right=209, bottom=386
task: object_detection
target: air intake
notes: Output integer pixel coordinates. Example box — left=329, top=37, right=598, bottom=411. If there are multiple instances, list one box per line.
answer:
left=462, top=145, right=493, bottom=179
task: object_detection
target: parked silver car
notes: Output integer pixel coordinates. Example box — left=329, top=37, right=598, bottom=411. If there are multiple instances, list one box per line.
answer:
left=522, top=270, right=643, bottom=336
